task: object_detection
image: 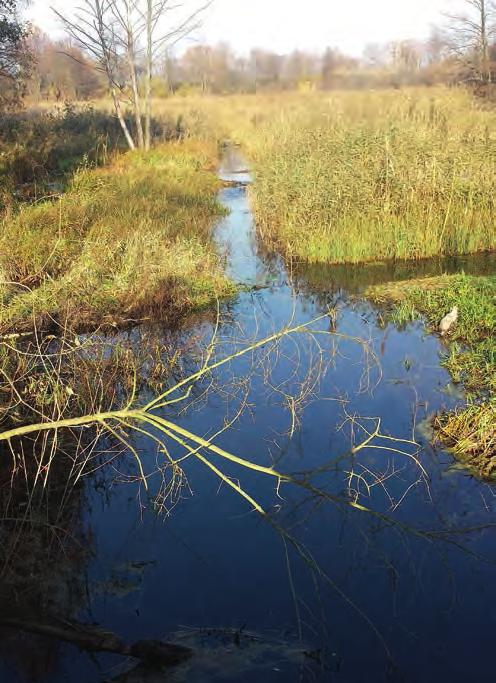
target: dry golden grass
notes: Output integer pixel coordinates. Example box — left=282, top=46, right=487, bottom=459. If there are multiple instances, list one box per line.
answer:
left=435, top=403, right=496, bottom=479
left=105, top=88, right=496, bottom=265
left=236, top=88, right=496, bottom=263
left=0, top=138, right=234, bottom=332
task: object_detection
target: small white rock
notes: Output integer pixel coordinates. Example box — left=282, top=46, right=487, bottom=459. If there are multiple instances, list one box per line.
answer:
left=439, top=306, right=459, bottom=336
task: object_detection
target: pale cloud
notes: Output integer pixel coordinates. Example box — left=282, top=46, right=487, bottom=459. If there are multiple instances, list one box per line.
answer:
left=27, top=0, right=453, bottom=55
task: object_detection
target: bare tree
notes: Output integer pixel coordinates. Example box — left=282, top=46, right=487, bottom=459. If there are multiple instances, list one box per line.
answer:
left=26, top=30, right=105, bottom=101
left=444, top=0, right=495, bottom=83
left=111, top=0, right=145, bottom=147
left=142, top=0, right=210, bottom=148
left=54, top=0, right=210, bottom=151
left=53, top=0, right=136, bottom=149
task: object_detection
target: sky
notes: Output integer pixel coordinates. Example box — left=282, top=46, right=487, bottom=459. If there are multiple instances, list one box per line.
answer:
left=27, top=0, right=453, bottom=56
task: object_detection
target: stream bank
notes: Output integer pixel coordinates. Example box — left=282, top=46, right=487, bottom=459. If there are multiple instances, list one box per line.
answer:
left=1, top=150, right=496, bottom=683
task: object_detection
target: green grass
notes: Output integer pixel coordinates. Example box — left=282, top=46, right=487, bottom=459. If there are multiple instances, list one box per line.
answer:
left=367, top=273, right=496, bottom=476
left=0, top=138, right=234, bottom=332
left=229, top=88, right=496, bottom=264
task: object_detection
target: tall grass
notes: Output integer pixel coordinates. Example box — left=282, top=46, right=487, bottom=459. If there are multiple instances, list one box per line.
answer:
left=0, top=139, right=233, bottom=332
left=227, top=88, right=496, bottom=263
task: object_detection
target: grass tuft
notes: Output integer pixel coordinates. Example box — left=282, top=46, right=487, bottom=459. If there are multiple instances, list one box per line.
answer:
left=434, top=402, right=496, bottom=479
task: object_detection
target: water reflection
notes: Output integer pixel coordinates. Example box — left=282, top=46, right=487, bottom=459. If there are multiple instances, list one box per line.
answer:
left=292, top=251, right=496, bottom=295
left=0, top=433, right=92, bottom=681
left=1, top=159, right=496, bottom=683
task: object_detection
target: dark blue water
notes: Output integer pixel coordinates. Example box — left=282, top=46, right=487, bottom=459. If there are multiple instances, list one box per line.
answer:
left=2, top=161, right=496, bottom=683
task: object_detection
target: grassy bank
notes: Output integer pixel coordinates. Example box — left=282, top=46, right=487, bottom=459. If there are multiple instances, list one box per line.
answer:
left=0, top=138, right=234, bottom=333
left=367, top=274, right=496, bottom=477
left=224, top=88, right=496, bottom=264
left=0, top=104, right=184, bottom=210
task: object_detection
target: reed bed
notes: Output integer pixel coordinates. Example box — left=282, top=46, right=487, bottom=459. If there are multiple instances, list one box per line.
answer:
left=229, top=88, right=496, bottom=263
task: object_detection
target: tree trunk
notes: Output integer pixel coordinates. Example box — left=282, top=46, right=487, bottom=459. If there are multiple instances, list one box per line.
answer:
left=128, top=48, right=145, bottom=148
left=96, top=1, right=136, bottom=151
left=125, top=0, right=145, bottom=149
left=112, top=86, right=136, bottom=151
left=145, top=0, right=152, bottom=151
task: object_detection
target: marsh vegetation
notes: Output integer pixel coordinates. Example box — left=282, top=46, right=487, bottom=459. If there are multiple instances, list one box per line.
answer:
left=2, top=0, right=496, bottom=676
left=236, top=89, right=496, bottom=263
left=0, top=134, right=233, bottom=333
left=368, top=272, right=496, bottom=476
left=1, top=36, right=496, bottom=683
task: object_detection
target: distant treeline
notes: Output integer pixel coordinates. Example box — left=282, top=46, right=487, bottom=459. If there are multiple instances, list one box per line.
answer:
left=24, top=28, right=496, bottom=102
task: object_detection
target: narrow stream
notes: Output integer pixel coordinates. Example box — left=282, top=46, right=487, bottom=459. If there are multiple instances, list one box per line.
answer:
left=2, top=153, right=496, bottom=683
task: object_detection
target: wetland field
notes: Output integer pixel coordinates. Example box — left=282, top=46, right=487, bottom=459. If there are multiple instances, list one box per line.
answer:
left=1, top=87, right=495, bottom=683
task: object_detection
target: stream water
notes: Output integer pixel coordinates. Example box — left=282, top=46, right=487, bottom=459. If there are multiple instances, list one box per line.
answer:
left=2, top=153, right=496, bottom=682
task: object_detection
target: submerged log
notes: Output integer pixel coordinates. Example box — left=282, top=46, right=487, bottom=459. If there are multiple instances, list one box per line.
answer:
left=0, top=614, right=192, bottom=669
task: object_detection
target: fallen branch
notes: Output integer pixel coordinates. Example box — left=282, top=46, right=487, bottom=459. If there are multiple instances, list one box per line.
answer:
left=0, top=614, right=192, bottom=668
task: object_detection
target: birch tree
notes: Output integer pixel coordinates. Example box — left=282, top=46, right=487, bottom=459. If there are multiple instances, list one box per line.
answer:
left=111, top=0, right=145, bottom=147
left=53, top=0, right=136, bottom=149
left=142, top=0, right=210, bottom=148
left=54, top=0, right=210, bottom=150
